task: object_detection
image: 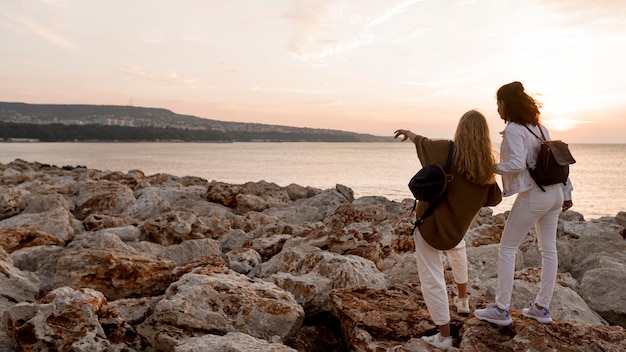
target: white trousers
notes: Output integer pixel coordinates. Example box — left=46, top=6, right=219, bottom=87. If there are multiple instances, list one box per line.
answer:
left=496, top=183, right=563, bottom=310
left=413, top=229, right=468, bottom=326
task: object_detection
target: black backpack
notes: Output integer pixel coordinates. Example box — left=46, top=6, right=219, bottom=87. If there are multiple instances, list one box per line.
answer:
left=524, top=125, right=576, bottom=191
left=408, top=141, right=455, bottom=227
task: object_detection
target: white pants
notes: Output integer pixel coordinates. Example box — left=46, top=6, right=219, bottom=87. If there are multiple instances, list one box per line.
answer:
left=413, top=229, right=468, bottom=326
left=496, top=183, right=563, bottom=310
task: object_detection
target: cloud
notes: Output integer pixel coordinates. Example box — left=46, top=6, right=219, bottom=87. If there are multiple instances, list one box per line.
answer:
left=0, top=10, right=77, bottom=52
left=118, top=64, right=199, bottom=87
left=249, top=86, right=334, bottom=94
left=218, top=63, right=240, bottom=73
left=285, top=0, right=421, bottom=62
left=539, top=0, right=626, bottom=28
left=143, top=38, right=163, bottom=44
left=365, top=0, right=423, bottom=28
left=40, top=0, right=67, bottom=7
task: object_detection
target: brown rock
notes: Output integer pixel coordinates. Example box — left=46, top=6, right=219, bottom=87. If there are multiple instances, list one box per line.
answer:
left=5, top=287, right=142, bottom=351
left=0, top=227, right=64, bottom=253
left=83, top=213, right=140, bottom=231
left=330, top=284, right=436, bottom=350
left=53, top=248, right=176, bottom=300
left=71, top=181, right=136, bottom=220
left=460, top=311, right=626, bottom=351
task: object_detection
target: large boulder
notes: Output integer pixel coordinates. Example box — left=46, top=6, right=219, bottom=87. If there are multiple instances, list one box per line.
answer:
left=4, top=287, right=142, bottom=351
left=137, top=271, right=304, bottom=352
left=52, top=248, right=176, bottom=300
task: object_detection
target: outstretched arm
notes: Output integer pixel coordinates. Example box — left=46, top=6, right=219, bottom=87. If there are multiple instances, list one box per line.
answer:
left=394, top=129, right=417, bottom=143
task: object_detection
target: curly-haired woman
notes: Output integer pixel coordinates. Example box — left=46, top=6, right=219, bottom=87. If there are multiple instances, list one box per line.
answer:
left=474, top=81, right=573, bottom=326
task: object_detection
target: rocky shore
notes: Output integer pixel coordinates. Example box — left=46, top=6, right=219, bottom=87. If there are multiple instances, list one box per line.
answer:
left=0, top=158, right=625, bottom=352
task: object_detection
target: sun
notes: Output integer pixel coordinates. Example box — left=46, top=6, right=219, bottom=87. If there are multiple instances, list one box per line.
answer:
left=542, top=119, right=586, bottom=131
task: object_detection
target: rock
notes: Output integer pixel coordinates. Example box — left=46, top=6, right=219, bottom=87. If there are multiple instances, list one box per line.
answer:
left=125, top=187, right=172, bottom=220
left=378, top=252, right=420, bottom=286
left=70, top=180, right=136, bottom=220
left=335, top=184, right=355, bottom=202
left=460, top=312, right=626, bottom=351
left=251, top=244, right=388, bottom=316
left=157, top=238, right=222, bottom=265
left=52, top=248, right=176, bottom=300
left=0, top=259, right=40, bottom=306
left=4, top=287, right=142, bottom=351
left=563, top=219, right=624, bottom=238
left=141, top=210, right=208, bottom=245
left=83, top=213, right=140, bottom=231
left=0, top=187, right=29, bottom=221
left=224, top=247, right=262, bottom=274
left=1, top=159, right=626, bottom=351
left=65, top=231, right=138, bottom=253
left=174, top=332, right=298, bottom=352
left=284, top=183, right=311, bottom=201
left=464, top=223, right=503, bottom=247
left=236, top=193, right=269, bottom=213
left=9, top=245, right=65, bottom=294
left=580, top=265, right=626, bottom=327
left=137, top=272, right=304, bottom=351
left=329, top=283, right=438, bottom=351
left=264, top=189, right=349, bottom=224
left=0, top=207, right=76, bottom=242
left=568, top=231, right=626, bottom=281
left=0, top=227, right=64, bottom=253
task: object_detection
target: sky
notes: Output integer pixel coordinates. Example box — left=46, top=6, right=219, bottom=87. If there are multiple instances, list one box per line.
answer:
left=1, top=0, right=626, bottom=143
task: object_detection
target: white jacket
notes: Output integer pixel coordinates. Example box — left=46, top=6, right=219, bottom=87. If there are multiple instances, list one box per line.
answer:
left=495, top=122, right=573, bottom=200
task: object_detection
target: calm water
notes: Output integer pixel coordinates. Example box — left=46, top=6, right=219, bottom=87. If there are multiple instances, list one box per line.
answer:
left=1, top=142, right=624, bottom=220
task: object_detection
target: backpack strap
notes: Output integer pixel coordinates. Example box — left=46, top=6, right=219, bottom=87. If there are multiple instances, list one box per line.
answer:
left=523, top=124, right=547, bottom=192
left=411, top=141, right=455, bottom=234
left=524, top=124, right=547, bottom=142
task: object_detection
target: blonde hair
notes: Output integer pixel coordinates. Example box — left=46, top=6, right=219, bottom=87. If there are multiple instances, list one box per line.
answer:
left=453, top=110, right=496, bottom=185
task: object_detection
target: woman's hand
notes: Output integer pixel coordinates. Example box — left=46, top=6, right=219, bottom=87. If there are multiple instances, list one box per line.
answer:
left=394, top=129, right=411, bottom=142
left=562, top=200, right=573, bottom=212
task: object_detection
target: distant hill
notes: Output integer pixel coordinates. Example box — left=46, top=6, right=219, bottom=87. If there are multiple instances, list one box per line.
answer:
left=0, top=102, right=393, bottom=143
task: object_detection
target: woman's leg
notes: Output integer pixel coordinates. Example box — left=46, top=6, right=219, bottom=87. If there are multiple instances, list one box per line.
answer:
left=533, top=186, right=563, bottom=308
left=495, top=190, right=538, bottom=310
left=413, top=228, right=450, bottom=331
left=447, top=239, right=468, bottom=297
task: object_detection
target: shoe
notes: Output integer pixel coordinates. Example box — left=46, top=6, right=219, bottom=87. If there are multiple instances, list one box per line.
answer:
left=522, top=303, right=553, bottom=324
left=421, top=332, right=453, bottom=350
left=473, top=304, right=513, bottom=326
left=454, top=296, right=470, bottom=314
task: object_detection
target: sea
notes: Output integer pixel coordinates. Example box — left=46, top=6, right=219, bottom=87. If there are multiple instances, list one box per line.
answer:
left=1, top=142, right=624, bottom=220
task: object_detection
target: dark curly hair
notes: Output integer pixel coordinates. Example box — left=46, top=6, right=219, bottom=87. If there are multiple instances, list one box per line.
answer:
left=496, top=81, right=542, bottom=125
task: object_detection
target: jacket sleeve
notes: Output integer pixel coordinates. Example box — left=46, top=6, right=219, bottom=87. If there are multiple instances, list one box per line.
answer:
left=561, top=177, right=573, bottom=201
left=485, top=183, right=503, bottom=206
left=495, top=125, right=528, bottom=174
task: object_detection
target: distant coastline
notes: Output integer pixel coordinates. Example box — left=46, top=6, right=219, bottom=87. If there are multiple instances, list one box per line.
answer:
left=0, top=102, right=394, bottom=143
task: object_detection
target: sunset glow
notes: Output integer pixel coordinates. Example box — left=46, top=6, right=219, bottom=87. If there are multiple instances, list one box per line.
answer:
left=1, top=0, right=625, bottom=143
left=542, top=119, right=589, bottom=132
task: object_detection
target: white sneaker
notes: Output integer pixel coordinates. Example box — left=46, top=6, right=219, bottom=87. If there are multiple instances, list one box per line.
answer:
left=474, top=304, right=513, bottom=326
left=522, top=303, right=553, bottom=324
left=421, top=332, right=453, bottom=350
left=454, top=296, right=470, bottom=314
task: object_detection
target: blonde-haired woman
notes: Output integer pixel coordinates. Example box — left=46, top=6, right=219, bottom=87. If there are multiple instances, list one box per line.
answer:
left=395, top=109, right=502, bottom=350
